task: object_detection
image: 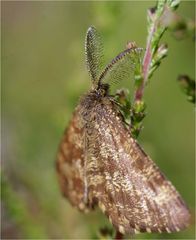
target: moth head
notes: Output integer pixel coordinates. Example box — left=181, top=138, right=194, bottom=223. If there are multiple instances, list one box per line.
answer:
left=92, top=83, right=109, bottom=97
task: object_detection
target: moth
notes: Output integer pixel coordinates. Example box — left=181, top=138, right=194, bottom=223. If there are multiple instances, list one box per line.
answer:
left=56, top=26, right=190, bottom=235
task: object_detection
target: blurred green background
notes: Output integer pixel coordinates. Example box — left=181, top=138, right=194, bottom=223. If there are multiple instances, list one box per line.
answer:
left=2, top=1, right=195, bottom=239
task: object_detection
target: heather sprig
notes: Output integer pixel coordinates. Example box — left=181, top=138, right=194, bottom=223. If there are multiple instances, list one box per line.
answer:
left=130, top=0, right=180, bottom=138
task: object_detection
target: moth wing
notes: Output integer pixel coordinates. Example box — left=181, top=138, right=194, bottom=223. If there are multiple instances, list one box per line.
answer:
left=56, top=107, right=89, bottom=212
left=86, top=99, right=190, bottom=234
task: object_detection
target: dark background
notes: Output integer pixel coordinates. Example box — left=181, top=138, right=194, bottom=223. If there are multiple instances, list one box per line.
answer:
left=2, top=1, right=195, bottom=239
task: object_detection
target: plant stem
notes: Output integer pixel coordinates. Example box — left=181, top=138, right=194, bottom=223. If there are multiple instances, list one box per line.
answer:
left=130, top=0, right=180, bottom=138
left=134, top=29, right=153, bottom=101
left=134, top=6, right=159, bottom=102
left=134, top=0, right=180, bottom=103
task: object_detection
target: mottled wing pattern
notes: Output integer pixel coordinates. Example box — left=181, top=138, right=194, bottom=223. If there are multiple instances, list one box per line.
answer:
left=56, top=107, right=90, bottom=212
left=85, top=97, right=190, bottom=235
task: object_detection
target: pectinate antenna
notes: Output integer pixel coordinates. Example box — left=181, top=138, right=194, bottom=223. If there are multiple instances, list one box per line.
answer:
left=85, top=26, right=104, bottom=88
left=98, top=44, right=143, bottom=87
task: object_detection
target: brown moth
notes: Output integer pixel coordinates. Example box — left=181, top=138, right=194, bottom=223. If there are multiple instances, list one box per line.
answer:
left=56, top=26, right=190, bottom=235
